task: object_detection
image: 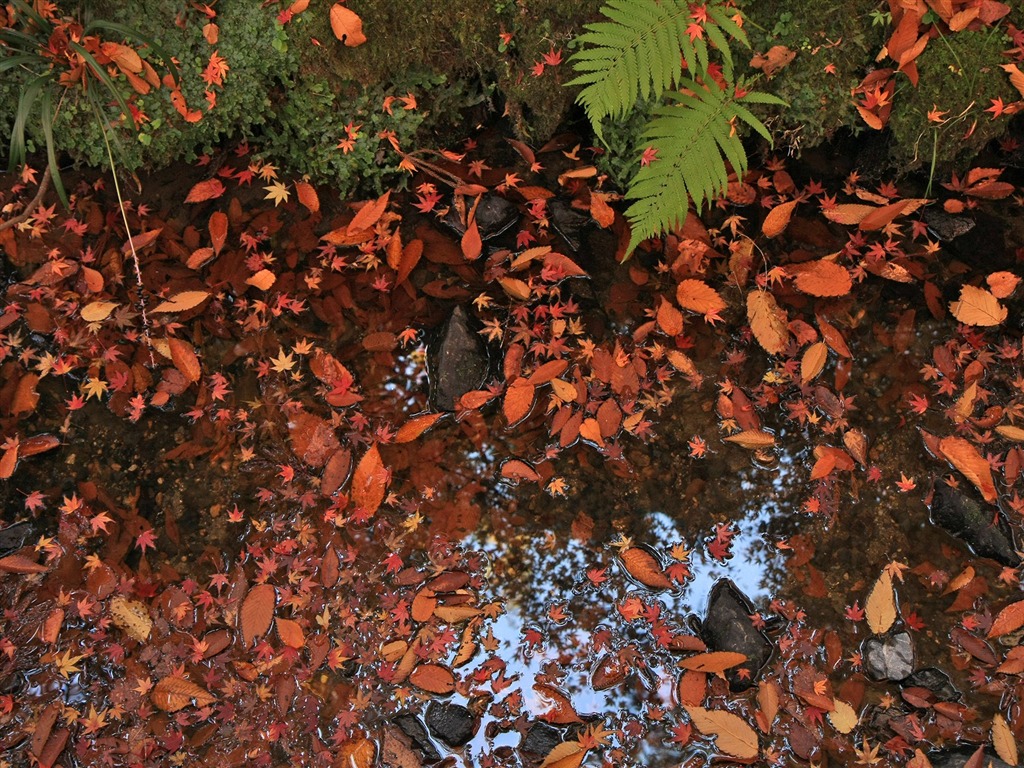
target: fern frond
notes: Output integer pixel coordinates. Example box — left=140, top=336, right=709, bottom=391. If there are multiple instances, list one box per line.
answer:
left=624, top=82, right=783, bottom=253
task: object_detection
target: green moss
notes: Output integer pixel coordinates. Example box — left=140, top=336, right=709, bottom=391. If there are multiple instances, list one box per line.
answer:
left=738, top=0, right=883, bottom=153
left=887, top=25, right=1017, bottom=171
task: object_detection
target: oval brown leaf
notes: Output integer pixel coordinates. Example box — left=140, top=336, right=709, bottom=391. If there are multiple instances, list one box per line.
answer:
left=461, top=220, right=482, bottom=261
left=151, top=676, right=215, bottom=712
left=950, top=284, right=1007, bottom=327
left=240, top=583, right=276, bottom=648
left=657, top=300, right=684, bottom=336
left=352, top=444, right=388, bottom=515
left=168, top=338, right=201, bottom=384
left=504, top=380, right=536, bottom=426
left=723, top=430, right=776, bottom=450
left=989, top=599, right=1024, bottom=638
left=939, top=435, right=997, bottom=503
left=151, top=290, right=211, bottom=314
left=185, top=178, right=225, bottom=204
left=395, top=413, right=444, bottom=443
left=677, top=279, right=727, bottom=318
left=993, top=713, right=1019, bottom=766
left=865, top=570, right=896, bottom=635
left=678, top=651, right=748, bottom=673
left=801, top=341, right=828, bottom=383
left=409, top=663, right=456, bottom=694
left=684, top=705, right=759, bottom=760
left=347, top=191, right=389, bottom=234
left=619, top=546, right=672, bottom=590
left=276, top=617, right=305, bottom=649
left=208, top=211, right=228, bottom=255
left=329, top=3, right=367, bottom=46
left=500, top=458, right=541, bottom=483
left=762, top=199, right=798, bottom=238
left=747, top=290, right=789, bottom=355
left=792, top=260, right=852, bottom=297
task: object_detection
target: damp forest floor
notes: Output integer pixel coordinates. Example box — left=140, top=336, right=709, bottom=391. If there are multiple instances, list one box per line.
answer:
left=5, top=127, right=1024, bottom=768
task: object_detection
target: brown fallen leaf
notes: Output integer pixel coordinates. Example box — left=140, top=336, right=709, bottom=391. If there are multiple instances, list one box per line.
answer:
left=685, top=705, right=759, bottom=760
left=619, top=546, right=672, bottom=590
left=865, top=570, right=896, bottom=634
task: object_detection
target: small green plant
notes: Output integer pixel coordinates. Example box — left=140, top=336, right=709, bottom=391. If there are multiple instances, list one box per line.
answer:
left=0, top=0, right=177, bottom=210
left=566, top=0, right=784, bottom=254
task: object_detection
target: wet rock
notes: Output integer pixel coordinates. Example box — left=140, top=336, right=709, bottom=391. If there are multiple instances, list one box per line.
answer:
left=393, top=712, right=442, bottom=762
left=548, top=198, right=592, bottom=252
left=697, top=579, right=773, bottom=691
left=863, top=631, right=914, bottom=682
left=930, top=747, right=1014, bottom=768
left=425, top=702, right=475, bottom=748
left=921, top=207, right=975, bottom=242
left=441, top=194, right=519, bottom=240
left=0, top=521, right=34, bottom=558
left=519, top=721, right=563, bottom=756
left=930, top=483, right=1020, bottom=567
left=427, top=306, right=491, bottom=411
left=902, top=667, right=959, bottom=701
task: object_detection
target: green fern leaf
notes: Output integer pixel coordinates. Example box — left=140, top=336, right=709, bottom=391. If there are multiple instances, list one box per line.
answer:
left=624, top=82, right=781, bottom=253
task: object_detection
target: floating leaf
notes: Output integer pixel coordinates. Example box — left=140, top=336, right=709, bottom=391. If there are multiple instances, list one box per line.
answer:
left=295, top=181, right=320, bottom=214
left=997, top=425, right=1024, bottom=442
left=81, top=301, right=118, bottom=323
left=657, top=300, right=684, bottom=336
left=747, top=291, right=788, bottom=354
left=823, top=203, right=876, bottom=225
left=504, top=380, right=536, bottom=426
left=240, top=583, right=276, bottom=648
left=0, top=553, right=47, bottom=574
left=461, top=220, right=482, bottom=261
left=151, top=291, right=210, bottom=314
left=395, top=413, right=444, bottom=443
left=500, top=458, right=541, bottom=483
left=801, top=342, right=828, bottom=383
left=989, top=600, right=1024, bottom=638
left=791, top=260, right=852, bottom=297
left=949, top=284, right=1007, bottom=327
left=151, top=676, right=215, bottom=712
left=109, top=596, right=152, bottom=642
left=329, top=3, right=367, bottom=46
left=352, top=444, right=388, bottom=515
left=679, top=651, right=748, bottom=673
left=185, top=178, right=226, bottom=203
left=620, top=547, right=672, bottom=590
left=347, top=191, right=389, bottom=234
left=939, top=436, right=997, bottom=503
left=762, top=199, right=798, bottom=238
left=539, top=741, right=586, bottom=768
left=723, top=430, right=775, bottom=450
left=246, top=269, right=276, bottom=291
left=993, top=713, right=1018, bottom=766
left=684, top=705, right=759, bottom=760
left=409, top=663, right=456, bottom=694
left=209, top=212, right=228, bottom=256
left=828, top=699, right=859, bottom=734
left=276, top=617, right=305, bottom=649
left=168, top=338, right=201, bottom=384
left=677, top=279, right=726, bottom=318
left=865, top=570, right=896, bottom=634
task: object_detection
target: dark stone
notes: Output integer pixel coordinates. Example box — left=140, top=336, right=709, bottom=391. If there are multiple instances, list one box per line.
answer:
left=519, top=721, right=563, bottom=756
left=441, top=194, right=519, bottom=240
left=425, top=702, right=476, bottom=748
left=930, top=747, right=1014, bottom=768
left=921, top=207, right=975, bottom=241
left=930, top=483, right=1020, bottom=567
left=427, top=305, right=491, bottom=412
left=393, top=712, right=442, bottom=763
left=0, top=522, right=34, bottom=558
left=697, top=579, right=773, bottom=691
left=548, top=198, right=592, bottom=252
left=863, top=631, right=914, bottom=682
left=902, top=667, right=959, bottom=701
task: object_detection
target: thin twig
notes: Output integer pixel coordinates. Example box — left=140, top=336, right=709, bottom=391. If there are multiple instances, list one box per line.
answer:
left=0, top=166, right=52, bottom=233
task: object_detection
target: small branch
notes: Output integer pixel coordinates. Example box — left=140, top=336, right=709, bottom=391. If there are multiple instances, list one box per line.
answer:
left=0, top=167, right=52, bottom=234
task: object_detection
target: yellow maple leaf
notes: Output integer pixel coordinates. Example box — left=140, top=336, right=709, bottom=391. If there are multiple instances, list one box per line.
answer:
left=81, top=377, right=109, bottom=401
left=54, top=649, right=85, bottom=678
left=263, top=181, right=290, bottom=207
left=269, top=348, right=296, bottom=373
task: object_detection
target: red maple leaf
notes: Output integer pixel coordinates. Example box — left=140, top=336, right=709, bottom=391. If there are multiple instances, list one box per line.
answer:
left=135, top=528, right=157, bottom=553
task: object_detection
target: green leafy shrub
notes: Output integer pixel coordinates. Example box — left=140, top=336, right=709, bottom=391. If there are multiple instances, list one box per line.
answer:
left=567, top=0, right=784, bottom=253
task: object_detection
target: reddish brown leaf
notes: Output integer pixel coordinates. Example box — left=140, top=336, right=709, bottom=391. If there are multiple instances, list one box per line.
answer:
left=151, top=676, right=215, bottom=712
left=394, top=413, right=444, bottom=443
left=619, top=547, right=672, bottom=590
left=939, top=435, right=997, bottom=502
left=989, top=600, right=1024, bottom=638
left=395, top=238, right=423, bottom=286
left=347, top=191, right=389, bottom=234
left=791, top=260, right=852, bottom=297
left=678, top=651, right=748, bottom=673
left=276, top=617, right=305, bottom=649
left=352, top=444, right=388, bottom=515
left=677, top=669, right=707, bottom=707
left=209, top=211, right=228, bottom=255
left=185, top=178, right=226, bottom=204
left=409, top=663, right=456, bottom=694
left=240, top=583, right=276, bottom=648
left=677, top=280, right=727, bottom=318
left=167, top=338, right=201, bottom=384
left=500, top=458, right=541, bottom=483
left=503, top=380, right=536, bottom=425
left=461, top=220, right=482, bottom=261
left=0, top=553, right=48, bottom=574
left=527, top=359, right=569, bottom=385
left=321, top=448, right=352, bottom=497
left=747, top=291, right=788, bottom=354
left=762, top=199, right=798, bottom=238
left=294, top=181, right=319, bottom=214
left=657, top=300, right=684, bottom=336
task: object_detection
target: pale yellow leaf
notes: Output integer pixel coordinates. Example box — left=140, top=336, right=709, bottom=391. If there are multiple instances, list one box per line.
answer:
left=949, top=284, right=1007, bottom=327
left=685, top=705, right=759, bottom=760
left=828, top=699, right=859, bottom=734
left=993, top=712, right=1018, bottom=766
left=81, top=301, right=119, bottom=323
